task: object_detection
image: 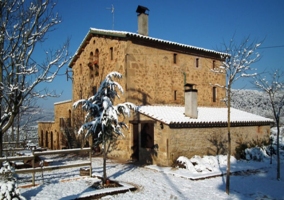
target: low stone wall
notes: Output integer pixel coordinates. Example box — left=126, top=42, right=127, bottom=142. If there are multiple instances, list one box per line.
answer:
left=166, top=125, right=270, bottom=166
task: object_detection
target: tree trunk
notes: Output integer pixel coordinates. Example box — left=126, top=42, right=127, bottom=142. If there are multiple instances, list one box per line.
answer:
left=226, top=87, right=231, bottom=194
left=276, top=119, right=280, bottom=180
left=0, top=2, right=3, bottom=158
left=103, top=136, right=107, bottom=184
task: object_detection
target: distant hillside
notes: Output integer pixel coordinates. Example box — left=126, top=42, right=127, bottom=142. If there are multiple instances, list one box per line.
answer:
left=231, top=89, right=279, bottom=122
left=19, top=108, right=54, bottom=127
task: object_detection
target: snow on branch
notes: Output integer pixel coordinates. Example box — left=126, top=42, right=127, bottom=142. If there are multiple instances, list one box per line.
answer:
left=214, top=36, right=262, bottom=88
left=73, top=71, right=137, bottom=147
left=0, top=0, right=71, bottom=134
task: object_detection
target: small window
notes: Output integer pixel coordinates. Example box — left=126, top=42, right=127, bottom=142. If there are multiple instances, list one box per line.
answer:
left=174, top=90, right=177, bottom=101
left=79, top=64, right=82, bottom=75
left=110, top=47, right=113, bottom=60
left=196, top=58, right=199, bottom=68
left=141, top=123, right=154, bottom=148
left=213, top=60, right=216, bottom=69
left=213, top=87, right=217, bottom=102
left=173, top=53, right=177, bottom=64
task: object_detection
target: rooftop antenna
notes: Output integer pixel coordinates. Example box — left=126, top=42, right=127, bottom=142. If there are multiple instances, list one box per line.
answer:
left=106, top=4, right=115, bottom=30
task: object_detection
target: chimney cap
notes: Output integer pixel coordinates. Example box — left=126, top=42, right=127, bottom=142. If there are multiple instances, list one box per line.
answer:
left=136, top=5, right=149, bottom=14
left=185, top=83, right=196, bottom=88
left=184, top=83, right=197, bottom=91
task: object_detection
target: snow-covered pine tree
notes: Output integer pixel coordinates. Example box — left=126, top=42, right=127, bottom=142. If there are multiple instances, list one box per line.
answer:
left=0, top=161, right=25, bottom=200
left=73, top=71, right=136, bottom=184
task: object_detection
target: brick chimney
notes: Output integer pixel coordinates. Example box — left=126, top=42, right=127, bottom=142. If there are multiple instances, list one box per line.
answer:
left=184, top=84, right=198, bottom=119
left=136, top=5, right=149, bottom=36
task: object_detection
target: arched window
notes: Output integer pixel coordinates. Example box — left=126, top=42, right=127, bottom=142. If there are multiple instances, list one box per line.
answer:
left=95, top=49, right=99, bottom=63
left=41, top=130, right=44, bottom=146
left=89, top=51, right=94, bottom=62
left=50, top=131, right=54, bottom=150
left=45, top=131, right=48, bottom=148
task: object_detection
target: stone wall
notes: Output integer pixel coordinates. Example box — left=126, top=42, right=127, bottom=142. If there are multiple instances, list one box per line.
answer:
left=166, top=125, right=270, bottom=166
left=119, top=113, right=271, bottom=167
left=71, top=37, right=128, bottom=104
left=71, top=35, right=226, bottom=107
left=125, top=44, right=226, bottom=107
left=38, top=101, right=72, bottom=150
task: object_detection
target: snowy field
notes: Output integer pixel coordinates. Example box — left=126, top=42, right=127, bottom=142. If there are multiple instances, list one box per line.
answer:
left=18, top=154, right=283, bottom=200
left=18, top=126, right=284, bottom=200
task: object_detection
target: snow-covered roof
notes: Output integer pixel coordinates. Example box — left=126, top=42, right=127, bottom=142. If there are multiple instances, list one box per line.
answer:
left=138, top=105, right=273, bottom=128
left=54, top=99, right=72, bottom=105
left=69, top=28, right=229, bottom=67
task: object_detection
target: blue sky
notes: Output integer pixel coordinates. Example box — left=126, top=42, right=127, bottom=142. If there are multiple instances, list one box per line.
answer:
left=37, top=0, right=284, bottom=109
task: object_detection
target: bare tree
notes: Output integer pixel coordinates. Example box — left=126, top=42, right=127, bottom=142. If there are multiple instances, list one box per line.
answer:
left=0, top=0, right=70, bottom=156
left=254, top=69, right=284, bottom=180
left=211, top=37, right=261, bottom=194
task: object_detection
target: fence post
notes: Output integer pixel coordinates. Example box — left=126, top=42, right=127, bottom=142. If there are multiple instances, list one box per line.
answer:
left=89, top=148, right=92, bottom=177
left=32, top=150, right=35, bottom=186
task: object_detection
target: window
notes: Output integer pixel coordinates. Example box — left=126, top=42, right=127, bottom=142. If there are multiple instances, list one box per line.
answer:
left=79, top=64, right=82, bottom=75
left=174, top=90, right=177, bottom=101
left=110, top=47, right=113, bottom=60
left=140, top=123, right=154, bottom=148
left=94, top=49, right=99, bottom=64
left=213, top=60, right=216, bottom=69
left=173, top=53, right=177, bottom=64
left=196, top=58, right=199, bottom=68
left=213, top=87, right=217, bottom=102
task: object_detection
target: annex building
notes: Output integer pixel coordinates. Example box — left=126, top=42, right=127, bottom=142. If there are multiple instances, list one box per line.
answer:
left=38, top=6, right=273, bottom=166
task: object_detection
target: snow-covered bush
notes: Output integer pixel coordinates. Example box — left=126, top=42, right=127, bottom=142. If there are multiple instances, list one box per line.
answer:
left=0, top=161, right=25, bottom=200
left=245, top=147, right=269, bottom=161
left=235, top=135, right=270, bottom=160
left=176, top=155, right=237, bottom=173
left=176, top=156, right=195, bottom=172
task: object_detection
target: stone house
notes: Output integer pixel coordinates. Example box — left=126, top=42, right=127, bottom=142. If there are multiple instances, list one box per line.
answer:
left=38, top=6, right=273, bottom=166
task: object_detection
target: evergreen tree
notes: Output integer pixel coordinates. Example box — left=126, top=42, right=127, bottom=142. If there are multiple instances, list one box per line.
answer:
left=73, top=71, right=136, bottom=184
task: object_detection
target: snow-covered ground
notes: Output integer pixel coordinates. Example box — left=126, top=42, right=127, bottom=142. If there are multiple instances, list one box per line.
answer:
left=18, top=133, right=284, bottom=200
left=18, top=154, right=283, bottom=200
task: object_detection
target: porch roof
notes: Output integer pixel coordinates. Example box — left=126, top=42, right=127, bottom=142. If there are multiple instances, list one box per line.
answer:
left=137, top=106, right=274, bottom=128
